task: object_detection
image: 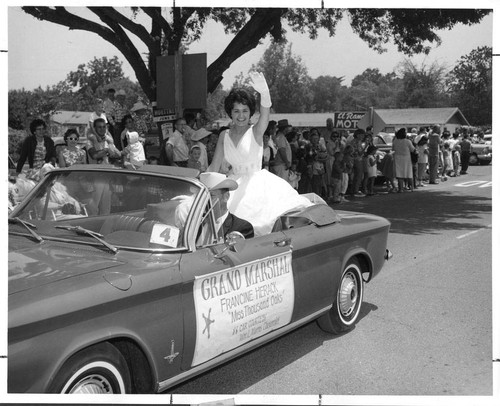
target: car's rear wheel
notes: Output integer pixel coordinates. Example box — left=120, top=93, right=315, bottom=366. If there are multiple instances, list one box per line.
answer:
left=317, top=257, right=364, bottom=334
left=50, top=342, right=131, bottom=394
left=468, top=153, right=478, bottom=165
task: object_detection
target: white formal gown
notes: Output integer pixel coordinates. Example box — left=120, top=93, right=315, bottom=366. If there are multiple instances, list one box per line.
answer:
left=222, top=127, right=313, bottom=236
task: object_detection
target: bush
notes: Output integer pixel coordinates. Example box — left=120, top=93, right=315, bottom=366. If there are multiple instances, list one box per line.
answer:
left=9, top=127, right=27, bottom=162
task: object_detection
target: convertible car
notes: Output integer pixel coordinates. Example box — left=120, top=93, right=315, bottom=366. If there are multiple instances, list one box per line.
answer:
left=8, top=164, right=391, bottom=394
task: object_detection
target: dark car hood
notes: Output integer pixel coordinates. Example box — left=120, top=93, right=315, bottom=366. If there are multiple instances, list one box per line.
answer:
left=9, top=240, right=125, bottom=294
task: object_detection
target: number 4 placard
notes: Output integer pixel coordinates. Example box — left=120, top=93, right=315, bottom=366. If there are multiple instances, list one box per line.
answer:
left=150, top=223, right=180, bottom=247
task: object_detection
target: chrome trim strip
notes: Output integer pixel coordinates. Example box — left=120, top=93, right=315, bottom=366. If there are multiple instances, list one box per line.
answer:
left=157, top=305, right=332, bottom=392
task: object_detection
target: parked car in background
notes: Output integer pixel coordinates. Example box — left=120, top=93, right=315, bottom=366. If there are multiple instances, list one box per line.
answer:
left=9, top=164, right=392, bottom=394
left=469, top=137, right=492, bottom=165
left=373, top=132, right=394, bottom=154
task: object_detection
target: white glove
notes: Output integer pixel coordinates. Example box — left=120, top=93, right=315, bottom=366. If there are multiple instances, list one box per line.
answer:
left=249, top=71, right=272, bottom=108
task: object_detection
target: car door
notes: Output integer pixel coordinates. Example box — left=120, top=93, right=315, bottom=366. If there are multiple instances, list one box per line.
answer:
left=280, top=221, right=343, bottom=321
left=179, top=212, right=294, bottom=370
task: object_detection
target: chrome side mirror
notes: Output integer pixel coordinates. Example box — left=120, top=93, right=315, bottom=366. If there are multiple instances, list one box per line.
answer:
left=214, top=231, right=245, bottom=258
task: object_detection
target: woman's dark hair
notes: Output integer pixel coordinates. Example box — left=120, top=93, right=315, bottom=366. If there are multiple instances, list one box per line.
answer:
left=396, top=128, right=407, bottom=139
left=224, top=88, right=256, bottom=117
left=63, top=128, right=80, bottom=143
left=30, top=118, right=46, bottom=135
left=366, top=145, right=378, bottom=155
left=121, top=114, right=133, bottom=127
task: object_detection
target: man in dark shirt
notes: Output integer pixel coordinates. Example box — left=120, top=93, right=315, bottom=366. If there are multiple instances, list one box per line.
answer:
left=459, top=134, right=472, bottom=174
left=427, top=125, right=443, bottom=184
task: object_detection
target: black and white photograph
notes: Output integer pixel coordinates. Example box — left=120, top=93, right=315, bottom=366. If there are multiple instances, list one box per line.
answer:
left=2, top=0, right=498, bottom=405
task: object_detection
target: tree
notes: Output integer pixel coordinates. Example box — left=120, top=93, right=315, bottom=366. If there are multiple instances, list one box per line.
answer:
left=447, top=46, right=492, bottom=125
left=66, top=56, right=125, bottom=94
left=348, top=69, right=402, bottom=109
left=251, top=43, right=313, bottom=113
left=22, top=7, right=490, bottom=102
left=310, top=75, right=344, bottom=112
left=395, top=59, right=449, bottom=108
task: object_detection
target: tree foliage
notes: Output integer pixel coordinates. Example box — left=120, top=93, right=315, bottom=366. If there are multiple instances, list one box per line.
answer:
left=395, top=60, right=449, bottom=108
left=447, top=46, right=492, bottom=125
left=250, top=42, right=313, bottom=113
left=66, top=56, right=125, bottom=94
left=21, top=7, right=491, bottom=102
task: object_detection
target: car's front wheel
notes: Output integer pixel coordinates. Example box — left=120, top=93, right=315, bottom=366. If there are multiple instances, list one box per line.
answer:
left=317, top=257, right=364, bottom=334
left=49, top=342, right=131, bottom=394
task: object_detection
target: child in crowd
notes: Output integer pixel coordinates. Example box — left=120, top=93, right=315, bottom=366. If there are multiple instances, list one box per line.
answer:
left=187, top=145, right=202, bottom=171
left=441, top=142, right=453, bottom=180
left=365, top=145, right=379, bottom=196
left=341, top=144, right=354, bottom=200
left=452, top=142, right=461, bottom=177
left=330, top=150, right=345, bottom=203
left=416, top=136, right=429, bottom=187
left=380, top=150, right=396, bottom=192
left=122, top=131, right=146, bottom=169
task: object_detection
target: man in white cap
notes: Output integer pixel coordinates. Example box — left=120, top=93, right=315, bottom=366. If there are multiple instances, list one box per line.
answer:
left=200, top=172, right=254, bottom=239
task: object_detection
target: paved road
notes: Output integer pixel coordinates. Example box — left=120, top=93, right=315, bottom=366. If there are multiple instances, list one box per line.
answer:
left=170, top=165, right=493, bottom=399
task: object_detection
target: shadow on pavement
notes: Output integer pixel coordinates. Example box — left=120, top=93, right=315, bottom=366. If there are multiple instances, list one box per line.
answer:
left=334, top=188, right=491, bottom=236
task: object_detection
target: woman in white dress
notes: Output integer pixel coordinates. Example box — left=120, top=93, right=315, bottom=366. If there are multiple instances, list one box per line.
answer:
left=208, top=72, right=313, bottom=236
left=392, top=127, right=415, bottom=192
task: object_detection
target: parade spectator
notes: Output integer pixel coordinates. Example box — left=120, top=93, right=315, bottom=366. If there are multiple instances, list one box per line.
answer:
left=341, top=144, right=354, bottom=200
left=16, top=118, right=57, bottom=178
left=452, top=139, right=461, bottom=177
left=380, top=150, right=396, bottom=192
left=262, top=133, right=275, bottom=171
left=459, top=133, right=472, bottom=174
left=441, top=142, right=453, bottom=179
left=270, top=119, right=292, bottom=180
left=130, top=99, right=151, bottom=138
left=103, top=88, right=118, bottom=144
left=392, top=127, right=415, bottom=192
left=307, top=129, right=328, bottom=197
left=348, top=128, right=366, bottom=197
left=87, top=118, right=118, bottom=164
left=122, top=131, right=146, bottom=169
left=58, top=128, right=87, bottom=167
left=113, top=90, right=128, bottom=148
left=427, top=124, right=442, bottom=184
left=87, top=98, right=110, bottom=138
left=85, top=118, right=117, bottom=214
left=410, top=137, right=419, bottom=189
left=120, top=114, right=135, bottom=150
left=166, top=118, right=190, bottom=167
left=190, top=128, right=212, bottom=171
left=187, top=145, right=203, bottom=171
left=330, top=150, right=345, bottom=203
left=365, top=145, right=379, bottom=196
left=416, top=136, right=429, bottom=187
left=207, top=129, right=223, bottom=165
left=325, top=130, right=341, bottom=200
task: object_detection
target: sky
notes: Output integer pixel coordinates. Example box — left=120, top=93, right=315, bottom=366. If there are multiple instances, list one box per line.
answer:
left=4, top=2, right=495, bottom=92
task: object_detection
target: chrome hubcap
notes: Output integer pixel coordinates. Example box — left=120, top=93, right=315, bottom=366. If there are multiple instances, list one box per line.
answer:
left=69, top=375, right=113, bottom=394
left=338, top=271, right=358, bottom=317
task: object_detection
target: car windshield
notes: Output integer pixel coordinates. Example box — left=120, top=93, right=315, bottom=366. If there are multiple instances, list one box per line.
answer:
left=9, top=168, right=201, bottom=250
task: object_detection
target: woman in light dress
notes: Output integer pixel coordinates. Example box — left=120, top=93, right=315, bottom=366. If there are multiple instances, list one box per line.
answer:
left=392, top=127, right=415, bottom=192
left=58, top=129, right=87, bottom=167
left=208, top=72, right=313, bottom=236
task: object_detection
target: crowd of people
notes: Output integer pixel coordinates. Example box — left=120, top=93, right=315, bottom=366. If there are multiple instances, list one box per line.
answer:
left=10, top=80, right=479, bottom=217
